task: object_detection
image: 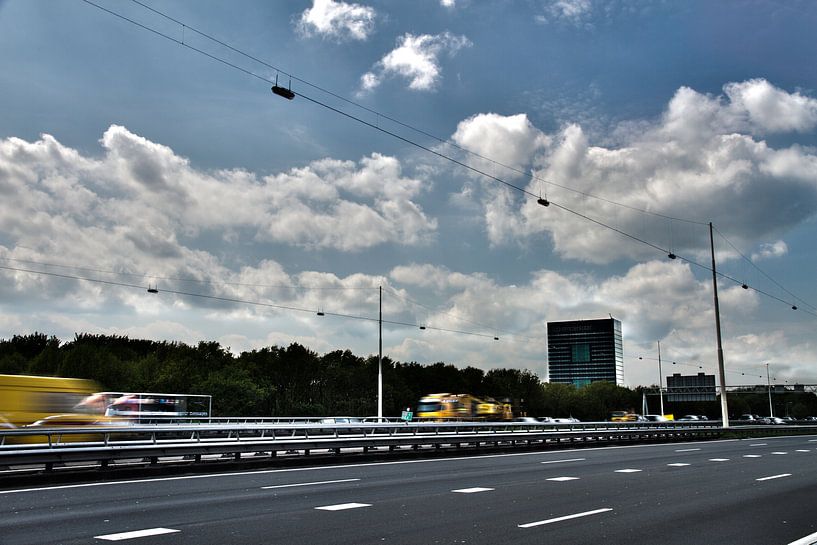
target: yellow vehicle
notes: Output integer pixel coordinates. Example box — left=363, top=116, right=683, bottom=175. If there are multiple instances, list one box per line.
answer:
left=0, top=374, right=100, bottom=427
left=608, top=411, right=638, bottom=422
left=416, top=393, right=513, bottom=420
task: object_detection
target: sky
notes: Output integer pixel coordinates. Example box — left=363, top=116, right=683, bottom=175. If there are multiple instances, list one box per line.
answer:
left=1, top=0, right=817, bottom=390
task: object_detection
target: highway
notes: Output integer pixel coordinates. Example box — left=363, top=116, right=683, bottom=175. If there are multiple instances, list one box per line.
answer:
left=1, top=435, right=817, bottom=545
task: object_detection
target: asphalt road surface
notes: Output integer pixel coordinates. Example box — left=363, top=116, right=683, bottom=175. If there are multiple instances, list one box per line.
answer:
left=2, top=435, right=817, bottom=545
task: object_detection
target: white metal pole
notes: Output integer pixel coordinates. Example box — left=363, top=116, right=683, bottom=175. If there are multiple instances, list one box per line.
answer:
left=658, top=341, right=665, bottom=416
left=378, top=285, right=383, bottom=420
left=767, top=363, right=773, bottom=418
left=710, top=222, right=730, bottom=427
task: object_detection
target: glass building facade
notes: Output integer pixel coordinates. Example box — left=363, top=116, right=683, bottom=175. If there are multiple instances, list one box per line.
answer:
left=547, top=318, right=624, bottom=386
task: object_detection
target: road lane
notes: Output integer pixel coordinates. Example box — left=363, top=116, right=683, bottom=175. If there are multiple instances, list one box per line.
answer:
left=1, top=435, right=816, bottom=544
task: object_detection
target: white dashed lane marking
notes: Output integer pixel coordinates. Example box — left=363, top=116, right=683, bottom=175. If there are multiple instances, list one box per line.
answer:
left=709, top=458, right=730, bottom=462
left=667, top=463, right=690, bottom=467
left=518, top=508, right=613, bottom=528
left=95, top=528, right=180, bottom=541
left=540, top=458, right=586, bottom=464
left=743, top=455, right=762, bottom=458
left=750, top=443, right=768, bottom=447
left=675, top=448, right=701, bottom=452
left=546, top=476, right=580, bottom=481
left=796, top=449, right=810, bottom=452
left=771, top=452, right=788, bottom=455
left=756, top=474, right=792, bottom=482
left=261, top=478, right=360, bottom=490
left=787, top=530, right=817, bottom=545
left=315, top=503, right=371, bottom=511
left=452, top=487, right=494, bottom=493
left=614, top=469, right=642, bottom=473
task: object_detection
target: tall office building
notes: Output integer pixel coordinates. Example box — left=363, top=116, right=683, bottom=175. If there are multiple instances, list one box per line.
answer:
left=547, top=318, right=624, bottom=386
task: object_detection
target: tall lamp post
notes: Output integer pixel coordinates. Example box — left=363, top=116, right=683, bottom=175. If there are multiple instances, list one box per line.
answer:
left=766, top=363, right=773, bottom=418
left=378, top=285, right=383, bottom=420
left=709, top=222, right=730, bottom=427
left=657, top=341, right=665, bottom=417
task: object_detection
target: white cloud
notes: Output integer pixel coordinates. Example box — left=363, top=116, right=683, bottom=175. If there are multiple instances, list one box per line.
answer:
left=296, top=0, right=376, bottom=41
left=451, top=113, right=551, bottom=175
left=454, top=79, right=817, bottom=263
left=751, top=240, right=788, bottom=261
left=724, top=79, right=817, bottom=134
left=440, top=0, right=457, bottom=8
left=360, top=32, right=472, bottom=93
left=536, top=0, right=592, bottom=24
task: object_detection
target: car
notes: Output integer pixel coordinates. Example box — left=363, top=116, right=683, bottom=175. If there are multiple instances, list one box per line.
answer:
left=763, top=416, right=785, bottom=424
left=805, top=416, right=817, bottom=422
left=677, top=415, right=700, bottom=421
left=551, top=417, right=580, bottom=423
left=738, top=414, right=757, bottom=421
left=644, top=414, right=670, bottom=422
left=513, top=417, right=541, bottom=424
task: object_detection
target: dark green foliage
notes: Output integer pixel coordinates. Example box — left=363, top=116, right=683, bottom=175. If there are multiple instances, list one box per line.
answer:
left=8, top=332, right=812, bottom=420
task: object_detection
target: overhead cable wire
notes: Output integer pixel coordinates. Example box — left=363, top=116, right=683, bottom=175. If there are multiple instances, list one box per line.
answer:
left=712, top=225, right=816, bottom=312
left=0, top=264, right=499, bottom=340
left=95, top=0, right=707, bottom=226
left=0, top=257, right=378, bottom=291
left=78, top=0, right=814, bottom=318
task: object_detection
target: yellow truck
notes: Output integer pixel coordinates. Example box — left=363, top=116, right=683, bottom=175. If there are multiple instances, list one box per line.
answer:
left=0, top=374, right=100, bottom=427
left=416, top=393, right=513, bottom=420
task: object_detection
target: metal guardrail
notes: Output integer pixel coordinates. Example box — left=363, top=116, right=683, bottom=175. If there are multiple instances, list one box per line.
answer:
left=0, top=421, right=733, bottom=472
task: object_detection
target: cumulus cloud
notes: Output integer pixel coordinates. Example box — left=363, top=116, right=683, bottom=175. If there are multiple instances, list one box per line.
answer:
left=536, top=0, right=592, bottom=24
left=455, top=79, right=817, bottom=263
left=451, top=113, right=551, bottom=174
left=360, top=32, right=472, bottom=93
left=0, top=126, right=436, bottom=259
left=296, top=0, right=376, bottom=41
left=751, top=240, right=788, bottom=261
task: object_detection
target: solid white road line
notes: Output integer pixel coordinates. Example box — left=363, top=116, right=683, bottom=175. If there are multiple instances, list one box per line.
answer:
left=540, top=458, right=586, bottom=464
left=546, top=476, right=579, bottom=481
left=675, top=448, right=701, bottom=452
left=756, top=474, right=792, bottom=481
left=743, top=455, right=762, bottom=458
left=709, top=458, right=730, bottom=462
left=452, top=487, right=494, bottom=493
left=95, top=528, right=180, bottom=541
left=261, top=478, right=359, bottom=490
left=667, top=463, right=690, bottom=467
left=614, top=469, right=642, bottom=473
left=518, top=508, right=613, bottom=528
left=787, top=530, right=817, bottom=545
left=315, top=503, right=371, bottom=511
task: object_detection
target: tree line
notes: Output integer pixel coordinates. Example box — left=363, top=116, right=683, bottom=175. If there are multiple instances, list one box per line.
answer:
left=2, top=333, right=814, bottom=419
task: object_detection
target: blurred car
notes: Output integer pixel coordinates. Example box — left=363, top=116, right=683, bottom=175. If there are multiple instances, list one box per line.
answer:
left=677, top=415, right=700, bottom=421
left=513, top=417, right=541, bottom=423
left=609, top=411, right=637, bottom=422
left=16, top=413, right=128, bottom=443
left=762, top=416, right=785, bottom=424
left=645, top=414, right=670, bottom=422
left=551, top=417, right=581, bottom=423
left=538, top=417, right=553, bottom=423
left=738, top=414, right=757, bottom=421
left=805, top=416, right=817, bottom=422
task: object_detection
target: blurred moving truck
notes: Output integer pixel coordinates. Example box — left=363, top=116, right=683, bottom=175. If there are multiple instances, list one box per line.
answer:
left=0, top=373, right=99, bottom=427
left=416, top=393, right=514, bottom=420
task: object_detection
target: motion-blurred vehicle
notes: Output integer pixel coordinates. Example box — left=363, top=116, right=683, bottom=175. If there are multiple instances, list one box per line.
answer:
left=513, top=417, right=540, bottom=423
left=416, top=394, right=514, bottom=420
left=677, top=415, right=700, bottom=421
left=0, top=374, right=99, bottom=428
left=609, top=411, right=638, bottom=422
left=551, top=417, right=581, bottom=423
left=103, top=392, right=211, bottom=422
left=644, top=415, right=670, bottom=422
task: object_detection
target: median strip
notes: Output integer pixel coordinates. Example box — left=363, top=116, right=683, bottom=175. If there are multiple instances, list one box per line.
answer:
left=519, top=508, right=613, bottom=528
left=95, top=528, right=180, bottom=541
